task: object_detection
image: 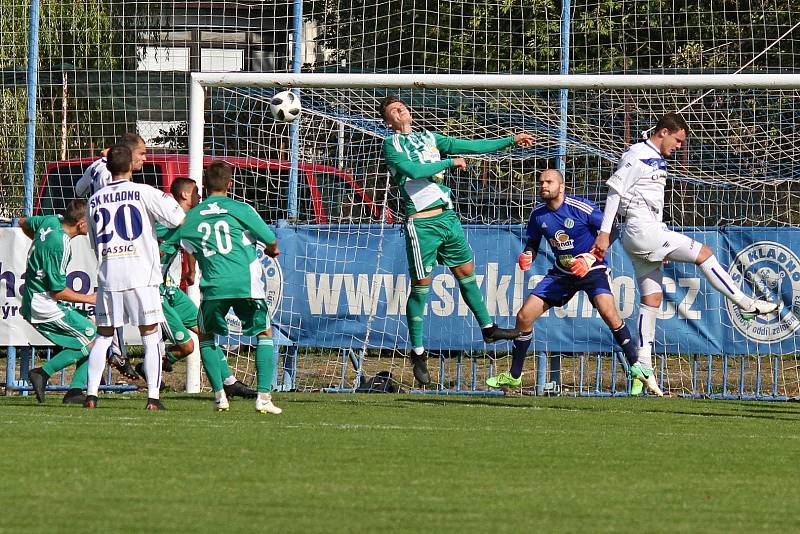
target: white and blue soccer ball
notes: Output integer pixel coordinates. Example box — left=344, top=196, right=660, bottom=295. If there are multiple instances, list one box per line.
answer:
left=269, top=90, right=302, bottom=122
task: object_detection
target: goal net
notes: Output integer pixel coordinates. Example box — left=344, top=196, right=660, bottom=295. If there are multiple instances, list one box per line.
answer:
left=193, top=74, right=800, bottom=397
left=2, top=1, right=797, bottom=398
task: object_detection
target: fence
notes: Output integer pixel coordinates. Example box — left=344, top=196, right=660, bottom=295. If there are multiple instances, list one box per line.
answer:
left=2, top=1, right=798, bottom=398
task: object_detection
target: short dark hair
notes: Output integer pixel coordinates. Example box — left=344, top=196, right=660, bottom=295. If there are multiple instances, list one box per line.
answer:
left=378, top=95, right=405, bottom=121
left=655, top=113, right=689, bottom=135
left=106, top=145, right=132, bottom=177
left=117, top=132, right=145, bottom=151
left=170, top=177, right=196, bottom=199
left=62, top=198, right=87, bottom=225
left=204, top=160, right=233, bottom=193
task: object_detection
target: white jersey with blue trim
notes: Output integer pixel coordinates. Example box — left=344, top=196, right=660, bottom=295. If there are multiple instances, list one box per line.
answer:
left=75, top=157, right=113, bottom=197
left=525, top=195, right=606, bottom=274
left=606, top=140, right=667, bottom=224
left=88, top=180, right=184, bottom=291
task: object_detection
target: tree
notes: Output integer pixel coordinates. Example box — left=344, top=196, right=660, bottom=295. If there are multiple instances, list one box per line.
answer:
left=0, top=0, right=118, bottom=217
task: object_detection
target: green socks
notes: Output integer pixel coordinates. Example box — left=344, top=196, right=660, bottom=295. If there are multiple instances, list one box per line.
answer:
left=42, top=348, right=84, bottom=377
left=218, top=348, right=234, bottom=381
left=199, top=339, right=224, bottom=392
left=256, top=337, right=276, bottom=393
left=406, top=284, right=430, bottom=349
left=457, top=274, right=492, bottom=328
left=69, top=356, right=89, bottom=390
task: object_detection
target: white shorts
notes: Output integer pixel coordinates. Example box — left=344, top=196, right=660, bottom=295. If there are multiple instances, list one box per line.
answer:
left=95, top=286, right=164, bottom=328
left=622, top=223, right=702, bottom=277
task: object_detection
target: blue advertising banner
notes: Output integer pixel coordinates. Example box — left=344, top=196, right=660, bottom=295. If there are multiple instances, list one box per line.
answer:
left=268, top=225, right=800, bottom=355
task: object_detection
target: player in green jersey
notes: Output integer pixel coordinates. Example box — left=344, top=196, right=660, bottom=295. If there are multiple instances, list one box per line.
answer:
left=141, top=178, right=257, bottom=398
left=163, top=161, right=281, bottom=414
left=379, top=95, right=535, bottom=385
left=21, top=199, right=97, bottom=404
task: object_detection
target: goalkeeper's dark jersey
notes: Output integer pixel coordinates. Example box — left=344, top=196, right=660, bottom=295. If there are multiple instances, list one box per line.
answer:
left=525, top=195, right=607, bottom=275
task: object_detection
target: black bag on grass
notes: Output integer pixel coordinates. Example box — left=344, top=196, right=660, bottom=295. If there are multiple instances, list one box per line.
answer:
left=355, top=371, right=403, bottom=393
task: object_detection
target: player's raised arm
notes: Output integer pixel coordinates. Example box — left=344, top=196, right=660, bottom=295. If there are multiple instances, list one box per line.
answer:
left=433, top=132, right=534, bottom=156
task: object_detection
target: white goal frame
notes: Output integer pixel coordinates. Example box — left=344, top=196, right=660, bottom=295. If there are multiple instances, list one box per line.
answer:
left=188, top=72, right=800, bottom=185
left=184, top=72, right=800, bottom=392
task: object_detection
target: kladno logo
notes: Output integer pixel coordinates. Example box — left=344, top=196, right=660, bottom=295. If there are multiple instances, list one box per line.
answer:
left=727, top=241, right=800, bottom=343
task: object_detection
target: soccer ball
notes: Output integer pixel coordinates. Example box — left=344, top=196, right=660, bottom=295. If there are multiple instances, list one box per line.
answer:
left=269, top=90, right=302, bottom=122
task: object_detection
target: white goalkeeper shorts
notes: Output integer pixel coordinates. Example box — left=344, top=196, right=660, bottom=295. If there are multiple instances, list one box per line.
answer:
left=95, top=286, right=164, bottom=328
left=621, top=222, right=702, bottom=277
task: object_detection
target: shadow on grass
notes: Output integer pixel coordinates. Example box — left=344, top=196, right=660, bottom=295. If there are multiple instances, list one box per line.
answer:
left=395, top=396, right=800, bottom=422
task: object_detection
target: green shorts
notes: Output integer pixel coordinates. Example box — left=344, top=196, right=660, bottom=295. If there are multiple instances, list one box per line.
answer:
left=199, top=298, right=271, bottom=337
left=160, top=286, right=198, bottom=345
left=404, top=209, right=474, bottom=280
left=31, top=305, right=96, bottom=355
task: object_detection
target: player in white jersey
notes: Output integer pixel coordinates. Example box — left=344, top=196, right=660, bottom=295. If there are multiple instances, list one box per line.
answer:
left=74, top=133, right=147, bottom=197
left=76, top=133, right=149, bottom=380
left=84, top=145, right=185, bottom=410
left=592, top=113, right=781, bottom=395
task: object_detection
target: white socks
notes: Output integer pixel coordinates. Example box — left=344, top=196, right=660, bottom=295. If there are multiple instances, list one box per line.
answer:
left=699, top=256, right=753, bottom=309
left=87, top=334, right=114, bottom=396
left=142, top=331, right=162, bottom=399
left=223, top=375, right=237, bottom=386
left=636, top=304, right=659, bottom=371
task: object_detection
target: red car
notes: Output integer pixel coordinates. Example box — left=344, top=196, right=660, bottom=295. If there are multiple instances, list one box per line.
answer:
left=35, top=154, right=393, bottom=224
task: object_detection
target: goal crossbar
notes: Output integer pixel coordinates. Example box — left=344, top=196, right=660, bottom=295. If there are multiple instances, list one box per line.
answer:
left=188, top=72, right=800, bottom=181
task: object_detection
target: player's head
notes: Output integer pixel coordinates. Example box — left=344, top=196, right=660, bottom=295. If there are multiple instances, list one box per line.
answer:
left=117, top=132, right=147, bottom=172
left=170, top=177, right=200, bottom=209
left=651, top=113, right=688, bottom=157
left=379, top=95, right=412, bottom=131
left=204, top=160, right=233, bottom=195
left=62, top=198, right=88, bottom=235
left=106, top=145, right=133, bottom=179
left=538, top=168, right=565, bottom=202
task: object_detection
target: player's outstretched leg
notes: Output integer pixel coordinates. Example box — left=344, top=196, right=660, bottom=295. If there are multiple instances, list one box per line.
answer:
left=697, top=254, right=782, bottom=317
left=453, top=270, right=518, bottom=343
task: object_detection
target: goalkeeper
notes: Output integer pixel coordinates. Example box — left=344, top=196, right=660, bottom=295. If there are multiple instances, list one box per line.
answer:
left=379, top=95, right=534, bottom=385
left=485, top=169, right=657, bottom=394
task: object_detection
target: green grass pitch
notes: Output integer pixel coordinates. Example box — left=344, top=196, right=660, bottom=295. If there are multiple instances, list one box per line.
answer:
left=1, top=393, right=798, bottom=533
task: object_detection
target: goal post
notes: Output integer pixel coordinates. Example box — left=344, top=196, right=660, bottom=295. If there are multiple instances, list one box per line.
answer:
left=186, top=73, right=800, bottom=397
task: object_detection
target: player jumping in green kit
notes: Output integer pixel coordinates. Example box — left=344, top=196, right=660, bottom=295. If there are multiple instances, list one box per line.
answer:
left=163, top=161, right=282, bottom=413
left=22, top=199, right=97, bottom=404
left=379, top=96, right=535, bottom=385
left=141, top=178, right=257, bottom=398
